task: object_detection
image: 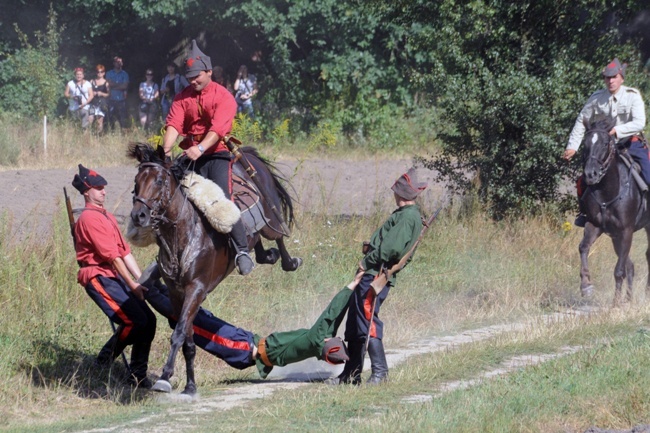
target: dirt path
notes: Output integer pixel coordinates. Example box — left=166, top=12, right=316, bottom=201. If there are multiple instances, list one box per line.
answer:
left=0, top=158, right=443, bottom=238
left=74, top=305, right=601, bottom=433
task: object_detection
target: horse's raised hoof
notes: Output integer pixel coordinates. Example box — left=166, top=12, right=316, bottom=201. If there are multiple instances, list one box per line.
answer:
left=256, top=248, right=280, bottom=265
left=282, top=257, right=303, bottom=272
left=580, top=285, right=594, bottom=298
left=151, top=379, right=172, bottom=393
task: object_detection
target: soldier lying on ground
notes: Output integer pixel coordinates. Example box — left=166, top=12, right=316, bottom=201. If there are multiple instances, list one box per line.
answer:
left=139, top=263, right=361, bottom=378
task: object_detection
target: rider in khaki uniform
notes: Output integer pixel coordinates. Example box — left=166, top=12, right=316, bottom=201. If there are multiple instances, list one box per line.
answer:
left=564, top=58, right=648, bottom=227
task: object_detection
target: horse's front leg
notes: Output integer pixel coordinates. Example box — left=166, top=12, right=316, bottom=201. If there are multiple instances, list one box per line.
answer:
left=254, top=239, right=280, bottom=265
left=276, top=237, right=303, bottom=271
left=611, top=228, right=634, bottom=306
left=182, top=335, right=197, bottom=395
left=152, top=317, right=186, bottom=393
left=152, top=286, right=204, bottom=395
left=579, top=223, right=603, bottom=297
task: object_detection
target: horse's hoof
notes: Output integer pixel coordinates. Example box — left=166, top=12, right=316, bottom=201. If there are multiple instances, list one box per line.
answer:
left=151, top=379, right=172, bottom=393
left=581, top=285, right=594, bottom=298
left=182, top=386, right=197, bottom=396
left=256, top=248, right=280, bottom=265
left=282, top=257, right=303, bottom=272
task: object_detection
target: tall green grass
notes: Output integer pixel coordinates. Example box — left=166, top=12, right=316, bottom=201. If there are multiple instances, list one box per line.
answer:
left=1, top=190, right=647, bottom=430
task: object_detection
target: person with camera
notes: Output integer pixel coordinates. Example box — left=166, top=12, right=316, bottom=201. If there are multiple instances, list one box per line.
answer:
left=89, top=64, right=110, bottom=135
left=234, top=65, right=258, bottom=119
left=138, top=69, right=160, bottom=132
left=64, top=67, right=94, bottom=131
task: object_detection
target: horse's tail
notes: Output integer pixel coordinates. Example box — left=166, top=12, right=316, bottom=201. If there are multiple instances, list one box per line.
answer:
left=241, top=146, right=297, bottom=229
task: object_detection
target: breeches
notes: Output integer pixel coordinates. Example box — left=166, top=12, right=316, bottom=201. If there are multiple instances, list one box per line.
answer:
left=85, top=276, right=156, bottom=345
left=144, top=282, right=255, bottom=369
left=264, top=286, right=353, bottom=366
left=344, top=273, right=391, bottom=341
left=193, top=153, right=233, bottom=199
left=627, top=140, right=650, bottom=184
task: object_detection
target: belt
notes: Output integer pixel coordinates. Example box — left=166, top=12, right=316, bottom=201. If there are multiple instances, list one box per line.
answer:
left=257, top=337, right=273, bottom=367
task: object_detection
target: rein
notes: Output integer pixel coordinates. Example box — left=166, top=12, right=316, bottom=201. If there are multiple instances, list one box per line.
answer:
left=582, top=130, right=634, bottom=231
left=584, top=128, right=616, bottom=185
left=134, top=161, right=191, bottom=278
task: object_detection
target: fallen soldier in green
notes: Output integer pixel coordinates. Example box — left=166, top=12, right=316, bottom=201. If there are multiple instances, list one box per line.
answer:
left=141, top=264, right=361, bottom=379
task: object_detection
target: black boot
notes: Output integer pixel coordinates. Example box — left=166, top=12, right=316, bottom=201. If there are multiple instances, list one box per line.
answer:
left=230, top=220, right=254, bottom=275
left=366, top=338, right=388, bottom=385
left=95, top=333, right=128, bottom=367
left=330, top=339, right=365, bottom=385
left=128, top=340, right=152, bottom=389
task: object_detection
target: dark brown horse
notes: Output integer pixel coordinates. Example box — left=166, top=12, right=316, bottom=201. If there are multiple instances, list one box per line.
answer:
left=127, top=143, right=301, bottom=395
left=578, top=119, right=650, bottom=305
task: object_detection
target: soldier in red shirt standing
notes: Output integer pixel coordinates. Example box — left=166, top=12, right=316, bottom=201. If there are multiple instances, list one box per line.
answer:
left=72, top=165, right=156, bottom=388
left=162, top=40, right=254, bottom=275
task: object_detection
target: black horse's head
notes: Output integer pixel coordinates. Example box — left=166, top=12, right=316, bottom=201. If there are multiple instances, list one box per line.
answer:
left=127, top=143, right=186, bottom=227
left=582, top=119, right=616, bottom=186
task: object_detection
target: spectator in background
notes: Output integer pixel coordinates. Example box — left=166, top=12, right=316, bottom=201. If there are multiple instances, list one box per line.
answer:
left=212, top=65, right=234, bottom=94
left=234, top=65, right=258, bottom=119
left=106, top=56, right=129, bottom=130
left=138, top=69, right=160, bottom=132
left=160, top=62, right=188, bottom=121
left=89, top=64, right=109, bottom=135
left=64, top=67, right=94, bottom=131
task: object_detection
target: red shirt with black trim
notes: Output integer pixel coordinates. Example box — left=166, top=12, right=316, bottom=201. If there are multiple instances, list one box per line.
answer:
left=74, top=203, right=131, bottom=286
left=165, top=81, right=237, bottom=154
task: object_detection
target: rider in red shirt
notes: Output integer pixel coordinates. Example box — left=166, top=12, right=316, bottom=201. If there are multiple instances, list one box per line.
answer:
left=72, top=164, right=156, bottom=388
left=162, top=40, right=254, bottom=275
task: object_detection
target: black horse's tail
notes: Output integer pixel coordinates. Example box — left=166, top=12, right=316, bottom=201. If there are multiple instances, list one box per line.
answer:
left=240, top=146, right=297, bottom=228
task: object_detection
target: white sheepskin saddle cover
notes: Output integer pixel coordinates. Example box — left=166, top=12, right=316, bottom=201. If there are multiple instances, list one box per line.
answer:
left=180, top=172, right=241, bottom=233
left=125, top=173, right=241, bottom=248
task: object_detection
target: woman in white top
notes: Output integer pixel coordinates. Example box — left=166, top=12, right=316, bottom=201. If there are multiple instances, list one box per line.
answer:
left=64, top=67, right=94, bottom=130
left=138, top=69, right=160, bottom=132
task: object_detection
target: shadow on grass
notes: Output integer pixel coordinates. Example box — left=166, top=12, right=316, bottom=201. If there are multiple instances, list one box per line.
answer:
left=19, top=338, right=149, bottom=403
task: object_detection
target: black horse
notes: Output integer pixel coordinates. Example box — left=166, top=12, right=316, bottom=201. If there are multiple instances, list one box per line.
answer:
left=578, top=119, right=650, bottom=305
left=127, top=143, right=301, bottom=395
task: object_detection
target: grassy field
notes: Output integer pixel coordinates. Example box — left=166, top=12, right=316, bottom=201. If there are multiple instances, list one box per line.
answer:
left=2, top=117, right=650, bottom=432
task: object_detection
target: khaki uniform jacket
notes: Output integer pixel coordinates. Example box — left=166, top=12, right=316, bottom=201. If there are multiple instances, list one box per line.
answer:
left=566, top=85, right=646, bottom=152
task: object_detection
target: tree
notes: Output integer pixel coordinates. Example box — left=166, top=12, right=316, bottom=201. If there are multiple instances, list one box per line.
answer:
left=392, top=0, right=647, bottom=218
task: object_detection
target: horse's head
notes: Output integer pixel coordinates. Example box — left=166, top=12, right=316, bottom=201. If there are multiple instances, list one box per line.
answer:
left=582, top=119, right=616, bottom=186
left=127, top=143, right=183, bottom=228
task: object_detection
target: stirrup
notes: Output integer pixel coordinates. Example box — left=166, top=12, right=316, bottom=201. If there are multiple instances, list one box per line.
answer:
left=235, top=251, right=255, bottom=276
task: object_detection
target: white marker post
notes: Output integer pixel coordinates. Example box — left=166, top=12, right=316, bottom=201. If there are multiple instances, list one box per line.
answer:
left=43, top=115, right=47, bottom=154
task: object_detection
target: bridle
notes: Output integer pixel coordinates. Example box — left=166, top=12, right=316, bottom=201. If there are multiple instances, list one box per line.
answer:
left=583, top=128, right=616, bottom=185
left=133, top=161, right=189, bottom=278
left=133, top=162, right=182, bottom=225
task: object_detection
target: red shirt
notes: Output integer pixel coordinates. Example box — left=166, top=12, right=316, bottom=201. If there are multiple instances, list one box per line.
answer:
left=166, top=81, right=237, bottom=154
left=74, top=203, right=131, bottom=286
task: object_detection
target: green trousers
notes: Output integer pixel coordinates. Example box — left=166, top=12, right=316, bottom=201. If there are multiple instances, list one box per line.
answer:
left=256, top=287, right=352, bottom=378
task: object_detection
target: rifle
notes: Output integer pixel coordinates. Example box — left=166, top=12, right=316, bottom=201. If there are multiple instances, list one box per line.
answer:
left=63, top=187, right=131, bottom=373
left=369, top=203, right=445, bottom=294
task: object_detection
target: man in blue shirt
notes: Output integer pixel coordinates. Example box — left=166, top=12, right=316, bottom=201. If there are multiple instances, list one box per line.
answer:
left=106, top=56, right=130, bottom=130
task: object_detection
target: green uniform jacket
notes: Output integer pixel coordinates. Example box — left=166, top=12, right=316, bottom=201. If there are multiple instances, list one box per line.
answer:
left=256, top=287, right=352, bottom=378
left=360, top=204, right=423, bottom=285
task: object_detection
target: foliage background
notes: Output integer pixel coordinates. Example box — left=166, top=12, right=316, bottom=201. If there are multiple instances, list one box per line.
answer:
left=0, top=0, right=649, bottom=217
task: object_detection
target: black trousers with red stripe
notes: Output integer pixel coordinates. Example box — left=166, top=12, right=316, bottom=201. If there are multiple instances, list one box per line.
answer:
left=343, top=273, right=391, bottom=342
left=85, top=275, right=156, bottom=374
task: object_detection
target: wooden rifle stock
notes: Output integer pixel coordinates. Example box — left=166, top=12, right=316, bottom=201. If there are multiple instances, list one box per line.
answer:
left=63, top=187, right=76, bottom=241
left=370, top=204, right=444, bottom=294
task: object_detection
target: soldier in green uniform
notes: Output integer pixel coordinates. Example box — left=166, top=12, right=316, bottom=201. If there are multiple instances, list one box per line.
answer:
left=333, top=167, right=428, bottom=385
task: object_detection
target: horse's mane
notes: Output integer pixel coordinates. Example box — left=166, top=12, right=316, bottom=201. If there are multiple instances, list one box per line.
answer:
left=126, top=142, right=187, bottom=182
left=587, top=118, right=615, bottom=133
